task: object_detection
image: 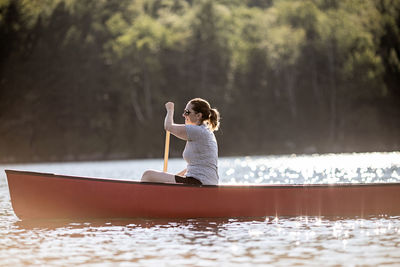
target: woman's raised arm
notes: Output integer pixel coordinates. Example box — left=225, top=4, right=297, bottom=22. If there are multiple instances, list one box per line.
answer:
left=164, top=102, right=188, bottom=140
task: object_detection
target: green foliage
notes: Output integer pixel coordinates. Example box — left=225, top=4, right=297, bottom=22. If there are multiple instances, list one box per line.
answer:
left=1, top=0, right=399, bottom=162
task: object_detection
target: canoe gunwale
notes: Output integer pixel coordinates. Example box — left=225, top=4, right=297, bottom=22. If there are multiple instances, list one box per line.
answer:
left=5, top=169, right=400, bottom=189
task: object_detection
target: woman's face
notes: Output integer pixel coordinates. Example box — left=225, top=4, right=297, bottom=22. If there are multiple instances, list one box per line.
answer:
left=183, top=103, right=201, bottom=125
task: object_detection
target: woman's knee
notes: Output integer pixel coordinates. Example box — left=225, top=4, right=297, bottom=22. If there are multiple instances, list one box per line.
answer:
left=141, top=170, right=175, bottom=183
left=141, top=170, right=157, bottom=182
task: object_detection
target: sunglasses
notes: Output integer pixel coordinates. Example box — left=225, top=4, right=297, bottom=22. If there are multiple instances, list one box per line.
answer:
left=183, top=109, right=195, bottom=116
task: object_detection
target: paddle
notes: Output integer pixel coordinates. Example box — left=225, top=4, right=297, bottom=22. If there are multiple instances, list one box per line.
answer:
left=163, top=130, right=170, bottom=172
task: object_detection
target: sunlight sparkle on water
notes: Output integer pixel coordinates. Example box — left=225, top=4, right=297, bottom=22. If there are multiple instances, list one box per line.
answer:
left=1, top=152, right=400, bottom=266
left=219, top=152, right=400, bottom=185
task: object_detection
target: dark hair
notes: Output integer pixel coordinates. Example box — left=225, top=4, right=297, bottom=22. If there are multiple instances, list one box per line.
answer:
left=189, top=98, right=220, bottom=131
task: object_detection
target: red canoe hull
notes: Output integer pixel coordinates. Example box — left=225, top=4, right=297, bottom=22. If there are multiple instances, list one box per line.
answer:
left=5, top=170, right=400, bottom=220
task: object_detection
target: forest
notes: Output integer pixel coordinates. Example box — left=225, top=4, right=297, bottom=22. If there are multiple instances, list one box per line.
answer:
left=0, top=0, right=399, bottom=163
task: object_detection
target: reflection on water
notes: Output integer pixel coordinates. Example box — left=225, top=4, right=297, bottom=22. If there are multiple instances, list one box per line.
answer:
left=1, top=152, right=400, bottom=266
left=1, top=216, right=400, bottom=266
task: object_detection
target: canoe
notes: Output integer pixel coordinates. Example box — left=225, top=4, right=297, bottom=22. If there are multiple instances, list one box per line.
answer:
left=5, top=170, right=400, bottom=220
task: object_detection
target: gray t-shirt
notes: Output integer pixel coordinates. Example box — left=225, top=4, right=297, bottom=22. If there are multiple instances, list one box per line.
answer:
left=183, top=124, right=219, bottom=185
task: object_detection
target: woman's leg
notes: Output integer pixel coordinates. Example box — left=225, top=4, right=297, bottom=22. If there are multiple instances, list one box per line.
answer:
left=141, top=170, right=176, bottom=183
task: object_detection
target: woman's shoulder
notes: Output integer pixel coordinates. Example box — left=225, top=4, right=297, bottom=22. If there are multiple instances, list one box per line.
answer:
left=185, top=124, right=208, bottom=130
left=185, top=124, right=212, bottom=140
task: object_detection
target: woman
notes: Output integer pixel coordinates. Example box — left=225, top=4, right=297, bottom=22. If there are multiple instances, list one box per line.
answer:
left=141, top=98, right=220, bottom=185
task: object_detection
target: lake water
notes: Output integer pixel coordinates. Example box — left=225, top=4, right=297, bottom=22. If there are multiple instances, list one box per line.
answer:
left=1, top=152, right=400, bottom=266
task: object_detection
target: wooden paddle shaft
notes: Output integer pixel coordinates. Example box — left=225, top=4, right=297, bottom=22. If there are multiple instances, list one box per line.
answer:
left=163, top=131, right=170, bottom=172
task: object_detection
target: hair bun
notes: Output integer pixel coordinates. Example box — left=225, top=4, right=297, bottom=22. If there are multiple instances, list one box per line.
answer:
left=189, top=98, right=220, bottom=131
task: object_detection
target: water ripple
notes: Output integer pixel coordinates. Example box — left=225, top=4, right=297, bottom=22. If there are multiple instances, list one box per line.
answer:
left=0, top=152, right=400, bottom=266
